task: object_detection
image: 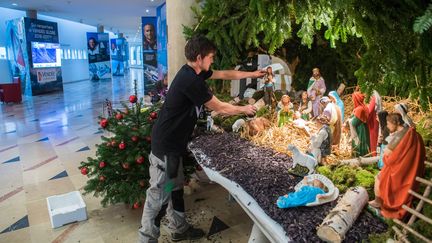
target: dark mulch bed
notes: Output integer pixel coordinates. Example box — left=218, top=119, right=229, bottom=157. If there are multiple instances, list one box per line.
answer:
left=189, top=132, right=387, bottom=242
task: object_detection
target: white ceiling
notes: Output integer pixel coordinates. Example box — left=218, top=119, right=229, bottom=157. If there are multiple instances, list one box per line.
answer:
left=0, top=0, right=165, bottom=42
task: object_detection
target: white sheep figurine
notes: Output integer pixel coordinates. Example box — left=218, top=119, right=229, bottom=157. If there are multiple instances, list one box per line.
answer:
left=232, top=118, right=246, bottom=133
left=287, top=144, right=318, bottom=175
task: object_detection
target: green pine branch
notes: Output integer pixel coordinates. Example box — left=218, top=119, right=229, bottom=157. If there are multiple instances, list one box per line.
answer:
left=414, top=4, right=432, bottom=34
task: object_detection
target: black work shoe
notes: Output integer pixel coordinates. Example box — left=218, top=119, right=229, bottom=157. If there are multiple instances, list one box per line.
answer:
left=171, top=227, right=205, bottom=242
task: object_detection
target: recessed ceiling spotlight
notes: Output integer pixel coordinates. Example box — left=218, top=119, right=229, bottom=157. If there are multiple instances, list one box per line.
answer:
left=145, top=9, right=150, bottom=13
left=151, top=0, right=154, bottom=2
left=12, top=3, right=18, bottom=6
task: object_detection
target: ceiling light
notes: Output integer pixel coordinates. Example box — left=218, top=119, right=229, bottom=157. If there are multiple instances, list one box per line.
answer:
left=12, top=3, right=18, bottom=6
left=145, top=9, right=150, bottom=13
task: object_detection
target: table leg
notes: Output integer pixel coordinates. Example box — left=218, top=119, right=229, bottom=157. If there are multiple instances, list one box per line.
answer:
left=248, top=223, right=270, bottom=243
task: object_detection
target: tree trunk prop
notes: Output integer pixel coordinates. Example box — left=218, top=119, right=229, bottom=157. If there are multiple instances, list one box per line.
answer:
left=253, top=98, right=265, bottom=111
left=317, top=187, right=369, bottom=243
left=339, top=156, right=379, bottom=166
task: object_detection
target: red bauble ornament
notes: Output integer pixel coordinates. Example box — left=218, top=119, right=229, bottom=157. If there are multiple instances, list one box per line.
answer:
left=111, top=140, right=117, bottom=147
left=139, top=180, right=146, bottom=187
left=99, top=175, right=106, bottom=181
left=147, top=117, right=153, bottom=122
left=80, top=167, right=88, bottom=175
left=119, top=142, right=126, bottom=150
left=196, top=165, right=203, bottom=171
left=99, top=161, right=106, bottom=168
left=133, top=202, right=140, bottom=209
left=122, top=162, right=130, bottom=169
left=145, top=136, right=151, bottom=143
left=124, top=109, right=129, bottom=115
left=150, top=112, right=158, bottom=119
left=136, top=156, right=144, bottom=164
left=100, top=118, right=108, bottom=128
left=115, top=113, right=123, bottom=120
left=131, top=136, right=139, bottom=142
left=129, top=95, right=137, bottom=103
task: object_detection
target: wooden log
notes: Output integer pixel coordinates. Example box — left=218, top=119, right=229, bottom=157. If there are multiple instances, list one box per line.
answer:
left=339, top=156, right=379, bottom=166
left=317, top=187, right=369, bottom=243
left=253, top=98, right=265, bottom=111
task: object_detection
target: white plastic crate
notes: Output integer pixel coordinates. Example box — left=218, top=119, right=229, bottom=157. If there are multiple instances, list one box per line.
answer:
left=46, top=191, right=87, bottom=228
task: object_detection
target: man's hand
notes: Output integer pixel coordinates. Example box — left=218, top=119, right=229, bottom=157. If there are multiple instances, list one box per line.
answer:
left=242, top=105, right=257, bottom=116
left=252, top=69, right=267, bottom=78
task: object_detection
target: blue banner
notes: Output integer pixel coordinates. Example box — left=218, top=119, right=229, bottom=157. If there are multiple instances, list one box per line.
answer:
left=157, top=3, right=167, bottom=81
left=110, top=38, right=128, bottom=76
left=6, top=18, right=30, bottom=96
left=142, top=17, right=158, bottom=92
left=87, top=32, right=111, bottom=80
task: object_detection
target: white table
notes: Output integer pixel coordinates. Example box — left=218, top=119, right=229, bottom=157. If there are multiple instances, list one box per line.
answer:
left=190, top=147, right=290, bottom=243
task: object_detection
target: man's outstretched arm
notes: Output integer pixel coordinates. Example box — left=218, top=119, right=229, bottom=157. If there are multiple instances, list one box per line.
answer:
left=210, top=70, right=266, bottom=80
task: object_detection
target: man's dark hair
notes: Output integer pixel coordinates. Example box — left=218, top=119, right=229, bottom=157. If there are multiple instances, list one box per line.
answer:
left=184, top=35, right=217, bottom=62
left=144, top=23, right=155, bottom=30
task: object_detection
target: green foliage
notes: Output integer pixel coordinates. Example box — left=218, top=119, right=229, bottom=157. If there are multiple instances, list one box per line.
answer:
left=78, top=99, right=197, bottom=207
left=316, top=164, right=379, bottom=197
left=79, top=99, right=157, bottom=207
left=256, top=106, right=270, bottom=118
left=184, top=0, right=432, bottom=109
left=414, top=4, right=432, bottom=34
left=368, top=228, right=394, bottom=243
left=221, top=115, right=245, bottom=131
left=416, top=114, right=432, bottom=145
left=410, top=203, right=432, bottom=241
left=252, top=90, right=264, bottom=101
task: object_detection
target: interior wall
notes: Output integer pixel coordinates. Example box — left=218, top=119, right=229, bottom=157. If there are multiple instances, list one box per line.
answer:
left=0, top=7, right=115, bottom=84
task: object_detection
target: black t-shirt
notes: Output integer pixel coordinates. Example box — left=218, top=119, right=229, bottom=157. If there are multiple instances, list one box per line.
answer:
left=151, top=64, right=213, bottom=156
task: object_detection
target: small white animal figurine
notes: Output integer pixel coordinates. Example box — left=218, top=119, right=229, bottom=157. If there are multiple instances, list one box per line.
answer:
left=309, top=135, right=322, bottom=164
left=232, top=118, right=246, bottom=133
left=287, top=144, right=318, bottom=174
left=207, top=116, right=214, bottom=131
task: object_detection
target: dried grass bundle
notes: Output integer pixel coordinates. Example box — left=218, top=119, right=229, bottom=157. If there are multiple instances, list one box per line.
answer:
left=342, top=94, right=426, bottom=124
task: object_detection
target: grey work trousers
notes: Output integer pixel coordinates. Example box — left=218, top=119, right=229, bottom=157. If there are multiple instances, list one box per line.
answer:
left=138, top=152, right=189, bottom=243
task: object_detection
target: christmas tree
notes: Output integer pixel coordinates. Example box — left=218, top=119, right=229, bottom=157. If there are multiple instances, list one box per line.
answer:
left=79, top=91, right=159, bottom=208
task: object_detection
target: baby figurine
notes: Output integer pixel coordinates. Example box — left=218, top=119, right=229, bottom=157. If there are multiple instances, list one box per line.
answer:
left=276, top=177, right=327, bottom=208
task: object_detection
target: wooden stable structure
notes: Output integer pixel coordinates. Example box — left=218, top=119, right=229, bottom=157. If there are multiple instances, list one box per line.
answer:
left=392, top=161, right=432, bottom=243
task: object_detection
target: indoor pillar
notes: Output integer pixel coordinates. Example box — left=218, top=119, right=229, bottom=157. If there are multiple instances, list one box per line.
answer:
left=166, top=0, right=198, bottom=84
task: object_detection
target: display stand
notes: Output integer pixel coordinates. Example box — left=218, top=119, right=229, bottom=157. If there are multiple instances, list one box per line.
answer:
left=191, top=147, right=290, bottom=243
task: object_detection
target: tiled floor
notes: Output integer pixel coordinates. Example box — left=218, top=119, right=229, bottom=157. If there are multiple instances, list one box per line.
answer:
left=0, top=69, right=252, bottom=243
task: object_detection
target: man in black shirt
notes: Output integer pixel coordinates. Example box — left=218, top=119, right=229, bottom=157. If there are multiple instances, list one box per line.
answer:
left=138, top=35, right=265, bottom=243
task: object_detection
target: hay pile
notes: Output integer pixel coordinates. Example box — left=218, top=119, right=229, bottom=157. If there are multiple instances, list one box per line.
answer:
left=242, top=122, right=352, bottom=164
left=244, top=123, right=318, bottom=155
left=342, top=94, right=428, bottom=124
